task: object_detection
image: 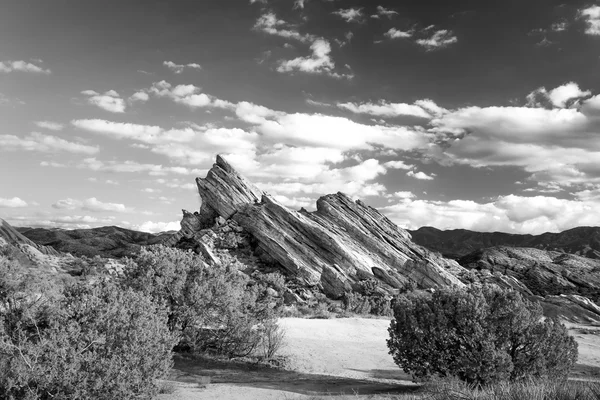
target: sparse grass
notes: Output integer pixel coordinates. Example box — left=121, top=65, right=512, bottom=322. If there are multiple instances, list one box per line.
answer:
left=303, top=379, right=600, bottom=400
left=157, top=380, right=178, bottom=395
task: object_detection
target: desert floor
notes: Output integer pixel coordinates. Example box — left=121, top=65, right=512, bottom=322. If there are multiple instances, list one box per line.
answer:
left=158, top=318, right=600, bottom=400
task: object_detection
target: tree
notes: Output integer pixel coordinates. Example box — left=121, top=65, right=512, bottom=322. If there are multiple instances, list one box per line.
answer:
left=0, top=280, right=178, bottom=400
left=122, top=246, right=282, bottom=357
left=387, top=285, right=578, bottom=385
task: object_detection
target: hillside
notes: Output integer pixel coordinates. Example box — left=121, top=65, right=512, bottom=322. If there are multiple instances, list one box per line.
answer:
left=16, top=225, right=168, bottom=258
left=408, top=226, right=600, bottom=259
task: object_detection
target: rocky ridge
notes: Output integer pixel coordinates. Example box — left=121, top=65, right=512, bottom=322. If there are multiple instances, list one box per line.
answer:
left=168, top=155, right=465, bottom=299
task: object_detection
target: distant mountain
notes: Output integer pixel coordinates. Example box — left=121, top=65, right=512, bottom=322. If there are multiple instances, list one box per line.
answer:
left=15, top=225, right=169, bottom=258
left=408, top=226, right=600, bottom=260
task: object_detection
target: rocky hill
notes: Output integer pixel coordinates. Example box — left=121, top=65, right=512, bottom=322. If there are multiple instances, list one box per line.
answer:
left=408, top=226, right=600, bottom=259
left=166, top=155, right=465, bottom=299
left=16, top=225, right=167, bottom=258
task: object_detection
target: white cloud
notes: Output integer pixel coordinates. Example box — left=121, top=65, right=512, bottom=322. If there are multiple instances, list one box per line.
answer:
left=77, top=157, right=204, bottom=176
left=338, top=99, right=441, bottom=118
left=548, top=82, right=591, bottom=108
left=149, top=81, right=234, bottom=109
left=407, top=170, right=435, bottom=180
left=254, top=12, right=315, bottom=43
left=34, top=121, right=64, bottom=131
left=392, top=191, right=415, bottom=199
left=7, top=215, right=117, bottom=230
left=293, top=0, right=306, bottom=10
left=82, top=90, right=126, bottom=113
left=82, top=197, right=131, bottom=213
left=136, top=220, right=181, bottom=233
left=0, top=197, right=27, bottom=208
left=277, top=39, right=352, bottom=79
left=0, top=132, right=99, bottom=155
left=384, top=160, right=414, bottom=170
left=0, top=60, right=51, bottom=74
left=384, top=28, right=412, bottom=39
left=416, top=30, right=458, bottom=50
left=332, top=8, right=364, bottom=23
left=580, top=5, right=600, bottom=35
left=129, top=91, right=149, bottom=102
left=373, top=6, right=398, bottom=18
left=52, top=198, right=81, bottom=210
left=383, top=194, right=600, bottom=235
left=163, top=61, right=202, bottom=74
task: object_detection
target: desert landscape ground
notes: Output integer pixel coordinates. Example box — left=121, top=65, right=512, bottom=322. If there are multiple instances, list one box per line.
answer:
left=157, top=318, right=600, bottom=400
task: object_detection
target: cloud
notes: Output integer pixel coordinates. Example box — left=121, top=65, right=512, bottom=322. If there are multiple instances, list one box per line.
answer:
left=332, top=8, right=364, bottom=23
left=384, top=160, right=414, bottom=170
left=7, top=215, right=116, bottom=230
left=0, top=197, right=28, bottom=208
left=34, top=121, right=64, bottom=131
left=416, top=30, right=458, bottom=50
left=427, top=84, right=600, bottom=188
left=0, top=60, right=51, bottom=74
left=52, top=198, right=81, bottom=210
left=373, top=6, right=398, bottom=18
left=77, top=157, right=205, bottom=176
left=254, top=12, right=316, bottom=43
left=0, top=132, right=99, bottom=155
left=580, top=5, right=600, bottom=35
left=163, top=61, right=202, bottom=74
left=129, top=91, right=149, bottom=103
left=338, top=99, right=443, bottom=119
left=136, top=220, right=181, bottom=233
left=293, top=0, right=306, bottom=10
left=392, top=191, right=415, bottom=199
left=82, top=90, right=126, bottom=113
left=407, top=170, right=435, bottom=180
left=384, top=28, right=412, bottom=39
left=149, top=81, right=234, bottom=109
left=383, top=193, right=600, bottom=235
left=82, top=197, right=131, bottom=213
left=277, top=39, right=352, bottom=79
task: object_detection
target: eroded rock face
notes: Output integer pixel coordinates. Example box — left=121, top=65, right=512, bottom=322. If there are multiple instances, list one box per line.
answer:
left=178, top=156, right=465, bottom=298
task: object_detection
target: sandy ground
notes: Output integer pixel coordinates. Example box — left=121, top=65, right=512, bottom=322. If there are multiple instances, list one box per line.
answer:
left=158, top=317, right=600, bottom=400
left=158, top=317, right=416, bottom=400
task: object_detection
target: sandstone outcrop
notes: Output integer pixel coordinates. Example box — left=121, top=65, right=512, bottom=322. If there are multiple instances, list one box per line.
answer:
left=171, top=155, right=465, bottom=298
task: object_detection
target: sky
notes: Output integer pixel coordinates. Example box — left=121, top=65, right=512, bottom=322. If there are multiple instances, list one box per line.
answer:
left=1, top=0, right=600, bottom=234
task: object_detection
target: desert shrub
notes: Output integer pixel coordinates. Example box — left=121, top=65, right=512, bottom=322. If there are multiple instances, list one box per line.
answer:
left=122, top=245, right=283, bottom=358
left=387, top=285, right=578, bottom=386
left=0, top=280, right=177, bottom=400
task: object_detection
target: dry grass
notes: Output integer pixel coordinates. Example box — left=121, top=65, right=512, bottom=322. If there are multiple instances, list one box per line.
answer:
left=305, top=379, right=600, bottom=400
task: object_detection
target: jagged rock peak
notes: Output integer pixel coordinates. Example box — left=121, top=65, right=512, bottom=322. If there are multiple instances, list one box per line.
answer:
left=195, top=154, right=264, bottom=221
left=189, top=155, right=464, bottom=298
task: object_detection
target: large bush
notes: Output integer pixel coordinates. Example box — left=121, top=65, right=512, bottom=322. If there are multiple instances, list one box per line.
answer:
left=387, top=285, right=578, bottom=385
left=0, top=277, right=177, bottom=400
left=122, top=246, right=281, bottom=357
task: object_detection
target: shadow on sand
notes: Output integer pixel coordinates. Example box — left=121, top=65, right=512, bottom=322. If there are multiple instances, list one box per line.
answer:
left=170, top=354, right=420, bottom=396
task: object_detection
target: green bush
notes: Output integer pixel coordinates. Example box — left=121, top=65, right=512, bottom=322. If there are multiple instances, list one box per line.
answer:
left=123, top=246, right=282, bottom=358
left=387, top=285, right=578, bottom=385
left=0, top=280, right=177, bottom=400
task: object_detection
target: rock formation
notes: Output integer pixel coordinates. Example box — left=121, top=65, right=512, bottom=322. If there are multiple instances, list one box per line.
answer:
left=1, top=218, right=61, bottom=257
left=170, top=155, right=465, bottom=298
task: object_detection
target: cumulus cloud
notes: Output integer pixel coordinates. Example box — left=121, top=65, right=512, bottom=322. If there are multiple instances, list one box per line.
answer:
left=254, top=12, right=315, bottom=42
left=332, top=8, right=364, bottom=23
left=416, top=30, right=458, bottom=50
left=136, top=220, right=181, bottom=233
left=277, top=39, right=352, bottom=79
left=0, top=60, right=51, bottom=74
left=0, top=132, right=99, bottom=155
left=0, top=197, right=28, bottom=208
left=372, top=6, right=398, bottom=18
left=383, top=193, right=600, bottom=235
left=407, top=170, right=435, bottom=180
left=580, top=5, right=600, bottom=35
left=338, top=99, right=444, bottom=119
left=7, top=215, right=116, bottom=230
left=384, top=28, right=412, bottom=39
left=163, top=61, right=202, bottom=74
left=34, top=121, right=64, bottom=131
left=77, top=157, right=205, bottom=176
left=149, top=81, right=234, bottom=109
left=129, top=91, right=149, bottom=103
left=82, top=90, right=126, bottom=113
left=384, top=160, right=414, bottom=170
left=52, top=198, right=82, bottom=210
left=527, top=82, right=591, bottom=108
left=82, top=197, right=131, bottom=213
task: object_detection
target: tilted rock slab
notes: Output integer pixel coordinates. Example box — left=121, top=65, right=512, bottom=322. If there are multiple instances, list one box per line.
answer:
left=190, top=156, right=464, bottom=298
